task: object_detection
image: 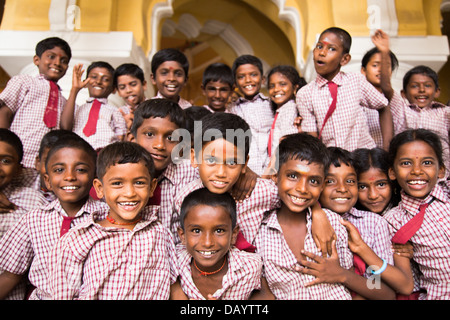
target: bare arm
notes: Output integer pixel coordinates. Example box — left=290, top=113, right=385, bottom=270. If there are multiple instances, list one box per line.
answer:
left=60, top=64, right=91, bottom=130
left=0, top=103, right=13, bottom=128
left=372, top=29, right=395, bottom=101
left=378, top=105, right=394, bottom=151
left=0, top=271, right=24, bottom=299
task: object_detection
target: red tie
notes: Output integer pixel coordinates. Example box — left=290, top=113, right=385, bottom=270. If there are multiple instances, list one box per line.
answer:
left=83, top=99, right=102, bottom=137
left=43, top=80, right=59, bottom=128
left=391, top=202, right=430, bottom=244
left=318, top=81, right=338, bottom=139
left=147, top=182, right=161, bottom=206
left=60, top=216, right=74, bottom=237
left=267, top=112, right=279, bottom=157
left=235, top=231, right=256, bottom=253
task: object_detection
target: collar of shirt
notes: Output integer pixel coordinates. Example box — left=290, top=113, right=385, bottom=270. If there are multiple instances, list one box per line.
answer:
left=342, top=207, right=368, bottom=220
left=158, top=160, right=188, bottom=185
left=315, top=72, right=344, bottom=88
left=86, top=97, right=108, bottom=104
left=236, top=92, right=269, bottom=104
left=44, top=196, right=107, bottom=219
left=263, top=207, right=313, bottom=232
left=400, top=182, right=449, bottom=215
left=37, top=74, right=61, bottom=89
left=408, top=101, right=448, bottom=112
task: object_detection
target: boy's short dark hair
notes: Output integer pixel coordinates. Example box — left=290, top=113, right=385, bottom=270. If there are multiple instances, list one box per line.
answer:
left=193, top=112, right=252, bottom=161
left=402, top=65, right=439, bottom=92
left=202, top=63, right=234, bottom=88
left=45, top=134, right=97, bottom=172
left=327, top=146, right=355, bottom=169
left=232, top=55, right=264, bottom=79
left=320, top=27, right=352, bottom=54
left=184, top=106, right=212, bottom=135
left=276, top=133, right=330, bottom=174
left=151, top=48, right=189, bottom=77
left=113, top=63, right=146, bottom=88
left=96, top=141, right=156, bottom=181
left=86, top=61, right=115, bottom=78
left=179, top=187, right=237, bottom=230
left=361, top=47, right=399, bottom=71
left=35, top=37, right=72, bottom=60
left=0, top=128, right=23, bottom=163
left=38, top=130, right=79, bottom=159
left=130, top=98, right=186, bottom=137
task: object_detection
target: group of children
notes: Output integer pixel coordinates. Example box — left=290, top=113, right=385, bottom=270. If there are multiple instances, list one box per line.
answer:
left=0, top=25, right=449, bottom=300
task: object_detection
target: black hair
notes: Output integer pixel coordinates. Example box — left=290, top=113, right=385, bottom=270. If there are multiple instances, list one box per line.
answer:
left=96, top=141, right=155, bottom=181
left=202, top=63, right=234, bottom=88
left=179, top=187, right=237, bottom=231
left=113, top=63, right=145, bottom=88
left=328, top=146, right=355, bottom=169
left=193, top=112, right=252, bottom=162
left=151, top=48, right=189, bottom=77
left=352, top=148, right=400, bottom=209
left=388, top=128, right=444, bottom=168
left=38, top=130, right=79, bottom=159
left=45, top=134, right=97, bottom=172
left=130, top=98, right=186, bottom=137
left=267, top=65, right=306, bottom=113
left=275, top=133, right=330, bottom=174
left=232, top=55, right=264, bottom=79
left=0, top=128, right=23, bottom=163
left=86, top=61, right=115, bottom=78
left=320, top=27, right=352, bottom=54
left=402, top=65, right=439, bottom=92
left=35, top=37, right=72, bottom=60
left=184, top=106, right=212, bottom=136
left=361, top=47, right=399, bottom=71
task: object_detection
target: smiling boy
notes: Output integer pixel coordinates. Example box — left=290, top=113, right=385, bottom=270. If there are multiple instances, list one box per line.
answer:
left=0, top=37, right=72, bottom=168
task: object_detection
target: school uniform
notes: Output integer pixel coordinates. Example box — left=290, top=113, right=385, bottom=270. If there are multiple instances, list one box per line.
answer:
left=176, top=245, right=262, bottom=300
left=363, top=108, right=384, bottom=149
left=171, top=177, right=280, bottom=247
left=0, top=74, right=67, bottom=168
left=342, top=207, right=394, bottom=278
left=72, top=97, right=127, bottom=150
left=228, top=93, right=274, bottom=175
left=45, top=205, right=176, bottom=300
left=255, top=207, right=353, bottom=300
left=153, top=92, right=192, bottom=109
left=0, top=197, right=108, bottom=300
left=154, top=159, right=200, bottom=232
left=269, top=99, right=299, bottom=157
left=383, top=183, right=450, bottom=300
left=390, top=91, right=450, bottom=168
left=297, top=72, right=388, bottom=151
left=14, top=167, right=56, bottom=203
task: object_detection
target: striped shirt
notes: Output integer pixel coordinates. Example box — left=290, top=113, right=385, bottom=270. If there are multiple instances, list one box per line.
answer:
left=45, top=206, right=176, bottom=300
left=73, top=97, right=127, bottom=150
left=383, top=183, right=450, bottom=300
left=270, top=99, right=300, bottom=155
left=255, top=207, right=353, bottom=300
left=228, top=93, right=274, bottom=175
left=297, top=72, right=388, bottom=152
left=0, top=74, right=67, bottom=168
left=343, top=207, right=394, bottom=278
left=171, top=177, right=280, bottom=245
left=0, top=197, right=108, bottom=300
left=363, top=108, right=384, bottom=149
left=176, top=245, right=262, bottom=300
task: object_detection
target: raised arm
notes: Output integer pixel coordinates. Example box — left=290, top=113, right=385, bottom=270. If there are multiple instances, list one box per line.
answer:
left=60, top=64, right=91, bottom=130
left=371, top=30, right=395, bottom=101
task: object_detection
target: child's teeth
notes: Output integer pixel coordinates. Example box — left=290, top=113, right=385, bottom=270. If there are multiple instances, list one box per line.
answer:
left=62, top=186, right=78, bottom=190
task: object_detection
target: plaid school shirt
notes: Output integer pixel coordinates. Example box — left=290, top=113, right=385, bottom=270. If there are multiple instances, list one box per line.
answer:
left=44, top=205, right=176, bottom=300
left=171, top=177, right=280, bottom=245
left=0, top=183, right=47, bottom=238
left=383, top=183, right=450, bottom=300
left=390, top=91, right=450, bottom=169
left=14, top=167, right=56, bottom=203
left=0, top=74, right=67, bottom=168
left=363, top=108, right=384, bottom=149
left=176, top=244, right=262, bottom=300
left=297, top=72, right=388, bottom=152
left=0, top=197, right=108, bottom=300
left=73, top=97, right=127, bottom=150
left=153, top=92, right=192, bottom=109
left=271, top=99, right=300, bottom=156
left=228, top=93, right=274, bottom=176
left=255, top=207, right=353, bottom=300
left=342, top=207, right=394, bottom=278
left=157, top=160, right=200, bottom=232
